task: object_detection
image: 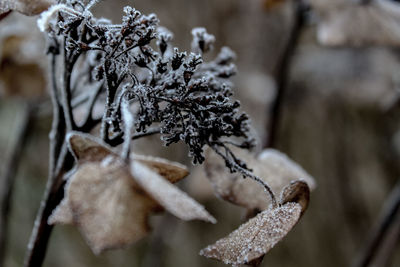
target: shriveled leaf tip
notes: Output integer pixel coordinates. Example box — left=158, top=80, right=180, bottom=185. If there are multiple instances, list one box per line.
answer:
left=280, top=179, right=310, bottom=214
left=66, top=132, right=114, bottom=162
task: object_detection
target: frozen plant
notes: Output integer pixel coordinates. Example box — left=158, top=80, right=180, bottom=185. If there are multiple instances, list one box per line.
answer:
left=24, top=1, right=314, bottom=267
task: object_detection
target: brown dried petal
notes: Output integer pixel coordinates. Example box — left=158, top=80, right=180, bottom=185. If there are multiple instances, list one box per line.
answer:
left=0, top=0, right=54, bottom=16
left=131, top=153, right=189, bottom=183
left=200, top=202, right=302, bottom=266
left=316, top=1, right=400, bottom=46
left=68, top=156, right=157, bottom=254
left=130, top=161, right=217, bottom=224
left=67, top=132, right=114, bottom=162
left=205, top=147, right=315, bottom=211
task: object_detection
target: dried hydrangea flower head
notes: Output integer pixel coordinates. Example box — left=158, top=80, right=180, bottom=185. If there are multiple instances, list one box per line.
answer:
left=33, top=0, right=316, bottom=265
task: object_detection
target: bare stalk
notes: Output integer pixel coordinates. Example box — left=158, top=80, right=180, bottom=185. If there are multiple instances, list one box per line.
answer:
left=353, top=181, right=400, bottom=267
left=265, top=0, right=306, bottom=148
left=24, top=51, right=70, bottom=267
left=0, top=103, right=34, bottom=267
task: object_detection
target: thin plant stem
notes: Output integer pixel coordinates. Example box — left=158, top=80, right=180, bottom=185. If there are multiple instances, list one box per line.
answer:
left=265, top=0, right=306, bottom=148
left=121, top=99, right=134, bottom=160
left=353, top=180, right=400, bottom=267
left=24, top=52, right=68, bottom=267
left=0, top=102, right=34, bottom=267
left=211, top=144, right=278, bottom=208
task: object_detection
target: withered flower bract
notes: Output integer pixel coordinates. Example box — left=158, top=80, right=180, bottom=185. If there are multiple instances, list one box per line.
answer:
left=200, top=180, right=310, bottom=266
left=49, top=132, right=215, bottom=254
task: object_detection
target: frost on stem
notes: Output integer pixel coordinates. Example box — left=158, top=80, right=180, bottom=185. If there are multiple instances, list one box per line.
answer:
left=40, top=0, right=256, bottom=176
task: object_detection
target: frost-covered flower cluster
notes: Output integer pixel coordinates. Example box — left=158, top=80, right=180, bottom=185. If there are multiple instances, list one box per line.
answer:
left=31, top=2, right=315, bottom=266
left=39, top=0, right=254, bottom=168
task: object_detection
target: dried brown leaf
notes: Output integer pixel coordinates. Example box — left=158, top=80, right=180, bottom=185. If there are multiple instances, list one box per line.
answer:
left=200, top=202, right=302, bottom=266
left=315, top=0, right=400, bottom=46
left=67, top=133, right=188, bottom=182
left=67, top=157, right=157, bottom=254
left=130, top=161, right=216, bottom=224
left=205, top=147, right=316, bottom=211
left=0, top=0, right=54, bottom=16
left=50, top=132, right=214, bottom=253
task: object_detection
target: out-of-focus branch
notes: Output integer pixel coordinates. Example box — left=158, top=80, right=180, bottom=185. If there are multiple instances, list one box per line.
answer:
left=0, top=102, right=34, bottom=267
left=265, top=0, right=307, bottom=148
left=354, top=180, right=400, bottom=267
left=360, top=0, right=372, bottom=5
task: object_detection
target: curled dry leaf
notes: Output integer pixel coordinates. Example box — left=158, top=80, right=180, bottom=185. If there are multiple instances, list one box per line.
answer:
left=315, top=0, right=400, bottom=46
left=205, top=146, right=315, bottom=211
left=49, top=132, right=215, bottom=254
left=200, top=202, right=303, bottom=266
left=0, top=0, right=54, bottom=16
left=280, top=180, right=310, bottom=215
left=131, top=153, right=189, bottom=183
left=200, top=179, right=310, bottom=266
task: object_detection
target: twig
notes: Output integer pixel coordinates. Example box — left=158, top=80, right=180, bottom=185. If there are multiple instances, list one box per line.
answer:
left=211, top=144, right=278, bottom=208
left=0, top=102, right=34, bottom=267
left=79, top=81, right=104, bottom=131
left=353, top=180, right=400, bottom=267
left=121, top=98, right=134, bottom=160
left=265, top=0, right=306, bottom=148
left=24, top=51, right=73, bottom=267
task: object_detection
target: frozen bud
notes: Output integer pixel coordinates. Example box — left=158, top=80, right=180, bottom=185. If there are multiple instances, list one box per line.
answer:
left=215, top=47, right=236, bottom=65
left=191, top=27, right=215, bottom=54
left=37, top=4, right=69, bottom=32
left=92, top=65, right=104, bottom=81
left=156, top=27, right=173, bottom=55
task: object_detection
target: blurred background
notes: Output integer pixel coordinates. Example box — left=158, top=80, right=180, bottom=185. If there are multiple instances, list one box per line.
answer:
left=1, top=0, right=400, bottom=266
